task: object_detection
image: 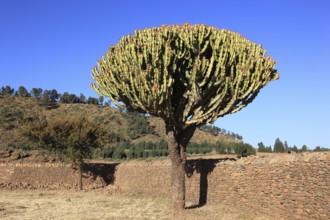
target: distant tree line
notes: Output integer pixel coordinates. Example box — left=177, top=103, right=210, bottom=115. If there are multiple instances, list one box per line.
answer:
left=258, top=138, right=329, bottom=153
left=92, top=140, right=256, bottom=160
left=0, top=85, right=109, bottom=107
left=198, top=124, right=243, bottom=141
left=21, top=112, right=255, bottom=162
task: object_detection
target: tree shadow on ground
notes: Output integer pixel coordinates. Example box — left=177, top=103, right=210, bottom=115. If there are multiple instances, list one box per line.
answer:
left=82, top=163, right=120, bottom=185
left=185, top=157, right=236, bottom=208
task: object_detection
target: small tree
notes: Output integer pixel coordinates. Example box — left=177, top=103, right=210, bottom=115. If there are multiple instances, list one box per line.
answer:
left=292, top=145, right=298, bottom=153
left=49, top=89, right=60, bottom=102
left=31, top=88, right=43, bottom=101
left=18, top=86, right=30, bottom=97
left=60, top=92, right=80, bottom=103
left=87, top=96, right=99, bottom=105
left=91, top=23, right=279, bottom=209
left=41, top=90, right=50, bottom=106
left=273, top=138, right=285, bottom=153
left=1, top=85, right=15, bottom=96
left=267, top=145, right=273, bottom=152
left=301, top=145, right=308, bottom=152
left=99, top=96, right=104, bottom=105
left=258, top=142, right=266, bottom=152
left=79, top=93, right=86, bottom=103
left=22, top=115, right=105, bottom=190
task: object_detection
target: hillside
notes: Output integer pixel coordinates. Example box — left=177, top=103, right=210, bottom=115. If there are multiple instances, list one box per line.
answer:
left=0, top=95, right=237, bottom=150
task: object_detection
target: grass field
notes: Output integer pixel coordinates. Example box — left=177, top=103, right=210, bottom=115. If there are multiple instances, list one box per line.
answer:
left=0, top=189, right=271, bottom=220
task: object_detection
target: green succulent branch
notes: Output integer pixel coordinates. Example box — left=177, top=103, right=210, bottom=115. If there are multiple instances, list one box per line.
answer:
left=91, top=23, right=279, bottom=128
left=91, top=23, right=279, bottom=210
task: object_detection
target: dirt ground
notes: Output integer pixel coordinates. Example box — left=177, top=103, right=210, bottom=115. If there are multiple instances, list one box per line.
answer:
left=0, top=188, right=271, bottom=220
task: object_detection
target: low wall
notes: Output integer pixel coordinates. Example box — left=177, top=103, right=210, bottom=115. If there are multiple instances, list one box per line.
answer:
left=0, top=153, right=329, bottom=219
left=0, top=162, right=119, bottom=190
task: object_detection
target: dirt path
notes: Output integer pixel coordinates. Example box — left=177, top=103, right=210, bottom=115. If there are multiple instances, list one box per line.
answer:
left=0, top=189, right=270, bottom=220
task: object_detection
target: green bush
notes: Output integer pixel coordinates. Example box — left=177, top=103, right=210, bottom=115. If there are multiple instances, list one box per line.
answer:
left=92, top=148, right=102, bottom=159
left=127, top=147, right=135, bottom=159
left=142, top=151, right=149, bottom=158
left=112, top=146, right=126, bottom=159
left=102, top=147, right=114, bottom=159
left=161, top=149, right=168, bottom=157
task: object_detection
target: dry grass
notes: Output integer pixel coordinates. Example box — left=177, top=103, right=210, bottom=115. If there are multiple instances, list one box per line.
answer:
left=0, top=189, right=271, bottom=220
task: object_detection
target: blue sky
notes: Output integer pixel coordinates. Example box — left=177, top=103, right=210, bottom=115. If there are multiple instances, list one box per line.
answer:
left=1, top=0, right=329, bottom=149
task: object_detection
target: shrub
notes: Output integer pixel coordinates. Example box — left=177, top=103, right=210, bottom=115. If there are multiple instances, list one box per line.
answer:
left=103, top=147, right=114, bottom=159
left=112, top=146, right=125, bottom=159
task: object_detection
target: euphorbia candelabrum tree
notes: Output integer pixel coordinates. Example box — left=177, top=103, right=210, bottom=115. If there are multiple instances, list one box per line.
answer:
left=91, top=23, right=279, bottom=210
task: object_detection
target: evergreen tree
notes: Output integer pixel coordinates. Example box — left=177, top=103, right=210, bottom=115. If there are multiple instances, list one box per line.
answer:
left=1, top=86, right=14, bottom=95
left=125, top=110, right=155, bottom=139
left=59, top=92, right=70, bottom=103
left=267, top=145, right=273, bottom=153
left=41, top=90, right=50, bottom=106
left=273, top=138, right=285, bottom=153
left=49, top=89, right=60, bottom=102
left=258, top=142, right=266, bottom=152
left=293, top=145, right=298, bottom=153
left=18, top=86, right=30, bottom=97
left=87, top=97, right=99, bottom=105
left=31, top=88, right=43, bottom=100
left=79, top=93, right=86, bottom=103
left=99, top=96, right=104, bottom=105
left=313, top=146, right=330, bottom=152
left=284, top=141, right=289, bottom=152
left=301, top=145, right=308, bottom=152
left=60, top=92, right=80, bottom=103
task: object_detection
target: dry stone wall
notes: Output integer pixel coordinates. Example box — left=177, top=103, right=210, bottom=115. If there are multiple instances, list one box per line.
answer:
left=0, top=153, right=329, bottom=219
left=0, top=162, right=118, bottom=190
left=114, top=153, right=330, bottom=220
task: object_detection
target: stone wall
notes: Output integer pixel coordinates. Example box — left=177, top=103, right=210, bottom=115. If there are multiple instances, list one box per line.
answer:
left=0, top=162, right=119, bottom=190
left=0, top=153, right=329, bottom=219
left=112, top=153, right=330, bottom=220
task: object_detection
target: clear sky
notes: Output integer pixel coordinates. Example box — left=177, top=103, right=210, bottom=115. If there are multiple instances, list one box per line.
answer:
left=1, top=0, right=329, bottom=149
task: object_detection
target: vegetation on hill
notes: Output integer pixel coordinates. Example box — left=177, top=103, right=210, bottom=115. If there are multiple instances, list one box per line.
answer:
left=22, top=115, right=105, bottom=190
left=257, top=138, right=329, bottom=153
left=0, top=86, right=253, bottom=160
left=2, top=85, right=326, bottom=157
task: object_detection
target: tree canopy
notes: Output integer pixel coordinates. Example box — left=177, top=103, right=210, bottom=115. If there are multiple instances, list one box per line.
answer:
left=22, top=115, right=104, bottom=164
left=92, top=23, right=279, bottom=128
left=91, top=23, right=279, bottom=210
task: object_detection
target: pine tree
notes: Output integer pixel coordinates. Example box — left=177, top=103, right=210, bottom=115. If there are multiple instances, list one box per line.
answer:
left=18, top=86, right=30, bottom=97
left=258, top=142, right=266, bottom=152
left=1, top=86, right=14, bottom=95
left=41, top=90, right=50, bottom=106
left=79, top=93, right=86, bottom=103
left=301, top=145, right=308, bottom=152
left=31, top=88, right=43, bottom=101
left=49, top=89, right=60, bottom=102
left=273, top=138, right=285, bottom=153
left=284, top=141, right=289, bottom=152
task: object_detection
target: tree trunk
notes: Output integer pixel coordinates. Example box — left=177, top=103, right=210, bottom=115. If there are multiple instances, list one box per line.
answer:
left=166, top=125, right=196, bottom=210
left=78, top=163, right=83, bottom=191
